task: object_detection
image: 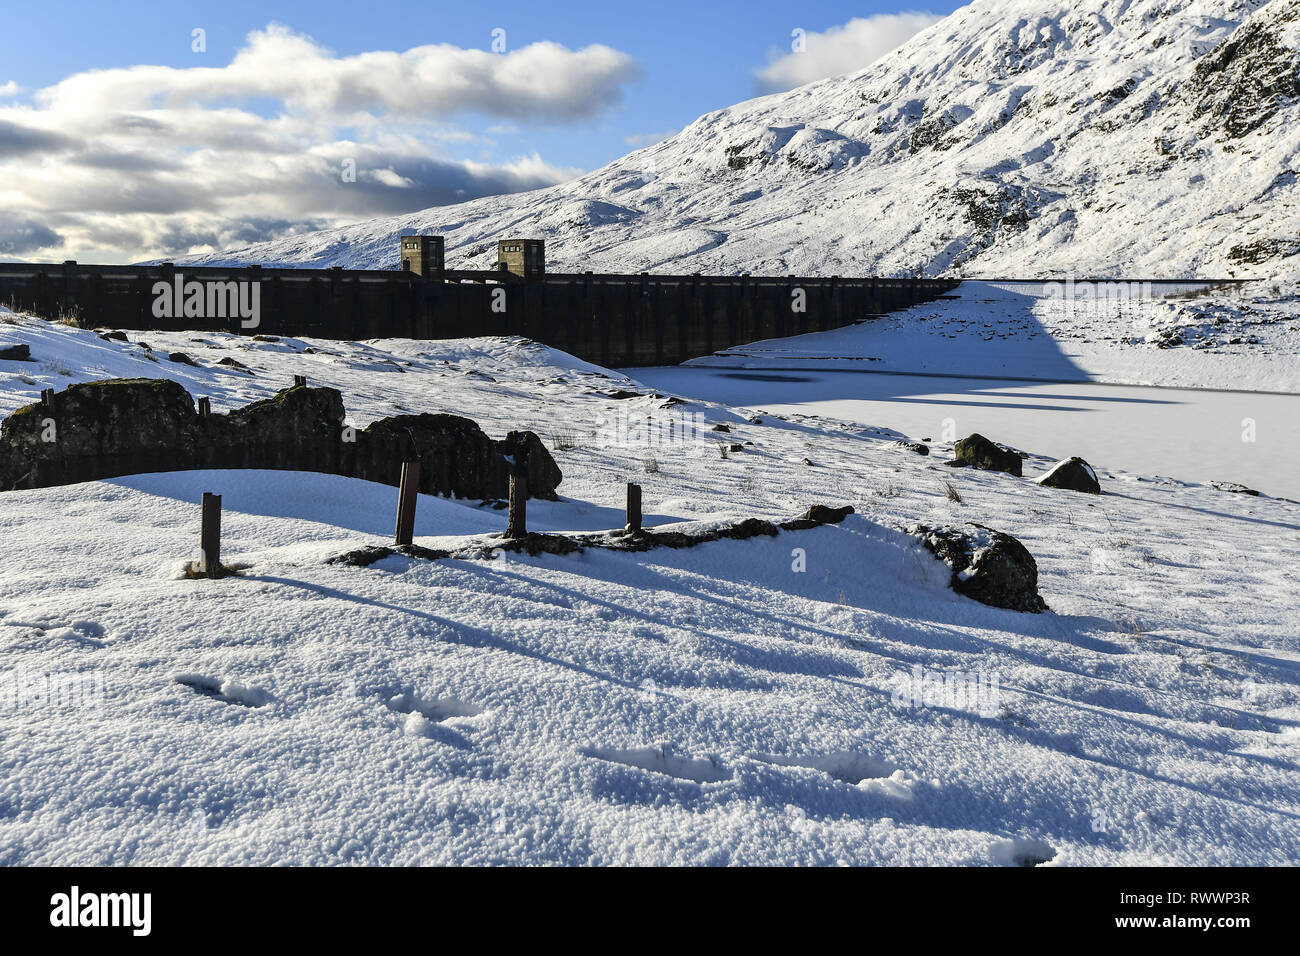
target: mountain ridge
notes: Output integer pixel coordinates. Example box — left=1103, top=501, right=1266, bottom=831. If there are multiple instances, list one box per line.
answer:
left=180, top=0, right=1300, bottom=279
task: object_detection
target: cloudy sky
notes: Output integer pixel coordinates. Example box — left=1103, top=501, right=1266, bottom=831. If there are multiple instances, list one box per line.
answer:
left=0, top=0, right=953, bottom=263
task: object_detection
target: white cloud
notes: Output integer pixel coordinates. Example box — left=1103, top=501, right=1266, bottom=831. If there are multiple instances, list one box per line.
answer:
left=0, top=25, right=636, bottom=262
left=0, top=81, right=20, bottom=98
left=755, top=13, right=943, bottom=92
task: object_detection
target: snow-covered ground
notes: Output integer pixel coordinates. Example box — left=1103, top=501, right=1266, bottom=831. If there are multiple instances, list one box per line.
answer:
left=2, top=308, right=1299, bottom=864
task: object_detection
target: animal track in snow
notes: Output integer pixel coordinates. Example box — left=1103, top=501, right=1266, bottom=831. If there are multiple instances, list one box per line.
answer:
left=754, top=751, right=920, bottom=800
left=175, top=674, right=273, bottom=708
left=384, top=692, right=485, bottom=739
left=582, top=745, right=731, bottom=784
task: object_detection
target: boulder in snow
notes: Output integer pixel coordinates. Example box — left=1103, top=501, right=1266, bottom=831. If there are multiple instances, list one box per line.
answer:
left=909, top=522, right=1048, bottom=613
left=953, top=434, right=1023, bottom=476
left=1036, top=457, right=1101, bottom=494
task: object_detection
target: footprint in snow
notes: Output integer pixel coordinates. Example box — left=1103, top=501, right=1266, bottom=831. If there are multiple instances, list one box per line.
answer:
left=991, top=837, right=1058, bottom=867
left=581, top=745, right=731, bottom=784
left=754, top=751, right=921, bottom=800
left=4, top=618, right=112, bottom=648
left=175, top=674, right=273, bottom=708
left=384, top=692, right=486, bottom=744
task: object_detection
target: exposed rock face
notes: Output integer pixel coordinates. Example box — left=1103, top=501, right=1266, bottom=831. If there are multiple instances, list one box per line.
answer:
left=1036, top=456, right=1101, bottom=494
left=0, top=378, right=561, bottom=500
left=953, top=433, right=1023, bottom=476
left=909, top=522, right=1048, bottom=613
left=1, top=378, right=201, bottom=489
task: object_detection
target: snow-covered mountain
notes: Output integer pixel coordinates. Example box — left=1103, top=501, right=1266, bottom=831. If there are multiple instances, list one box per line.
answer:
left=182, top=0, right=1300, bottom=279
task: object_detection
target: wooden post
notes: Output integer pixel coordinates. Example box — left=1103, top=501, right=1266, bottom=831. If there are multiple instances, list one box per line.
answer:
left=40, top=388, right=55, bottom=408
left=507, top=473, right=527, bottom=539
left=200, top=493, right=222, bottom=579
left=293, top=375, right=306, bottom=388
left=394, top=460, right=420, bottom=546
left=197, top=397, right=211, bottom=418
left=626, top=482, right=642, bottom=532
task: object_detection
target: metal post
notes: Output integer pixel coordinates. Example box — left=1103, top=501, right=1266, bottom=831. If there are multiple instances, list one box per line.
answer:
left=200, top=493, right=222, bottom=579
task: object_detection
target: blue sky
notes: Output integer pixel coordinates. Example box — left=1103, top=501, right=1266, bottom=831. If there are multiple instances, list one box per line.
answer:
left=0, top=0, right=964, bottom=260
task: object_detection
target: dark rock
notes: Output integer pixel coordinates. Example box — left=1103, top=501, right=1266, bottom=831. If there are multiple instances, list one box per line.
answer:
left=942, top=458, right=970, bottom=468
left=710, top=423, right=731, bottom=432
left=728, top=443, right=744, bottom=453
left=953, top=434, right=1023, bottom=476
left=0, top=377, right=562, bottom=501
left=889, top=440, right=930, bottom=456
left=0, top=378, right=199, bottom=490
left=1036, top=457, right=1101, bottom=494
left=168, top=352, right=198, bottom=366
left=251, top=334, right=280, bottom=343
left=217, top=356, right=250, bottom=370
left=97, top=330, right=128, bottom=342
left=909, top=522, right=1048, bottom=613
left=1209, top=480, right=1261, bottom=496
left=795, top=504, right=854, bottom=526
left=0, top=344, right=32, bottom=361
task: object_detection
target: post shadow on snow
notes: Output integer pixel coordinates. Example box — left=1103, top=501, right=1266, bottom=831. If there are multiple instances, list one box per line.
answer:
left=425, top=527, right=1196, bottom=731
left=240, top=571, right=650, bottom=700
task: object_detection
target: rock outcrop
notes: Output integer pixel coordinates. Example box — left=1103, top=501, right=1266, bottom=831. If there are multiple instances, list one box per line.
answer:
left=1036, top=457, right=1101, bottom=494
left=951, top=434, right=1023, bottom=476
left=909, top=522, right=1048, bottom=613
left=0, top=378, right=561, bottom=500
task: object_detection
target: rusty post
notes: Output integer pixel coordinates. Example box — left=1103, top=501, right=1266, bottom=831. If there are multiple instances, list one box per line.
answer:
left=394, top=460, right=420, bottom=546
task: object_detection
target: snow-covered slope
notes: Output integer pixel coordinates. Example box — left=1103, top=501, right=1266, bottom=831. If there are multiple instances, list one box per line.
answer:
left=2, top=312, right=1299, bottom=864
left=181, top=0, right=1300, bottom=279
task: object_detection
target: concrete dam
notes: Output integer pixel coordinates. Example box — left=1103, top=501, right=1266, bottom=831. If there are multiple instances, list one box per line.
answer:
left=0, top=237, right=960, bottom=367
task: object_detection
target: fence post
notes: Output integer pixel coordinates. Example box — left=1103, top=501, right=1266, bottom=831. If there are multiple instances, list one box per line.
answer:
left=200, top=493, right=222, bottom=579
left=40, top=388, right=55, bottom=408
left=197, top=397, right=211, bottom=418
left=394, top=460, right=420, bottom=546
left=507, top=474, right=527, bottom=539
left=293, top=375, right=306, bottom=388
left=626, top=482, right=642, bottom=532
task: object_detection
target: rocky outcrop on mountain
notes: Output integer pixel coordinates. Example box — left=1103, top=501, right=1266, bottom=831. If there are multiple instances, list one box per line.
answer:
left=184, top=0, right=1300, bottom=282
left=0, top=378, right=561, bottom=499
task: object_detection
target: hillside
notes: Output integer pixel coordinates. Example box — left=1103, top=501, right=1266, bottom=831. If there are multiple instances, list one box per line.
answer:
left=180, top=0, right=1300, bottom=279
left=1, top=309, right=1299, bottom=863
